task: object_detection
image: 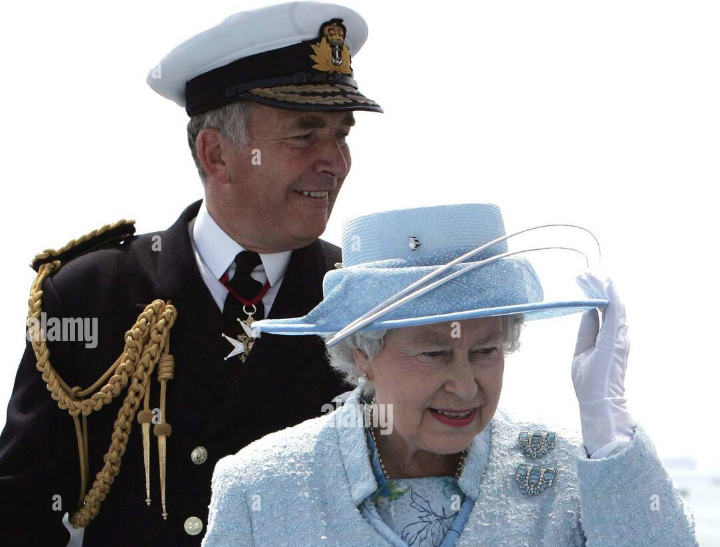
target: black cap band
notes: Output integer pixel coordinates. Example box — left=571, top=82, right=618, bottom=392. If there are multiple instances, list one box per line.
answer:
left=185, top=36, right=356, bottom=116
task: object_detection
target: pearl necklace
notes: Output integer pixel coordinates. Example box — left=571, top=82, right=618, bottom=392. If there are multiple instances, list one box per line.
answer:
left=367, top=398, right=468, bottom=481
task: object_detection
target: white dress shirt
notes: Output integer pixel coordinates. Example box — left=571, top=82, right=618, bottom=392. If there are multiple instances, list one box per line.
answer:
left=188, top=200, right=292, bottom=317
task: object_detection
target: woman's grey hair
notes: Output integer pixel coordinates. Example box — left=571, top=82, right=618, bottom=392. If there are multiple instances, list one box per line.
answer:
left=186, top=100, right=254, bottom=181
left=324, top=314, right=525, bottom=395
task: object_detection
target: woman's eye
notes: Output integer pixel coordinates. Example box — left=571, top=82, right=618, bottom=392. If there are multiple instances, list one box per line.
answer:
left=422, top=351, right=449, bottom=358
left=291, top=133, right=313, bottom=140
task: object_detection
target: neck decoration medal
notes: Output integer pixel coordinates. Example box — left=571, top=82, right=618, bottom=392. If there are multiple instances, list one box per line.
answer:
left=221, top=277, right=269, bottom=362
left=222, top=308, right=260, bottom=363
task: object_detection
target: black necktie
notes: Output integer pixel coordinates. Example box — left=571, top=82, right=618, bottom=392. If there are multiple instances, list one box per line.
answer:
left=222, top=251, right=265, bottom=323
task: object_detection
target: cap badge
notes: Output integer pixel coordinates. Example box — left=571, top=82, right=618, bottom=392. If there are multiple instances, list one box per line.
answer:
left=311, top=20, right=352, bottom=75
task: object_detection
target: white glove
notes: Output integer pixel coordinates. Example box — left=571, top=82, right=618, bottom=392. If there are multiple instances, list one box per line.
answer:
left=572, top=271, right=636, bottom=458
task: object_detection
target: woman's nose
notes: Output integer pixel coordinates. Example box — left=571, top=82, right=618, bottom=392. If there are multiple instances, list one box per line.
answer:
left=443, top=356, right=478, bottom=401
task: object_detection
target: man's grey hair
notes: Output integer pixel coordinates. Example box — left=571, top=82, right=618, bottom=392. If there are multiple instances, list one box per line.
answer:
left=324, top=314, right=525, bottom=395
left=186, top=100, right=254, bottom=181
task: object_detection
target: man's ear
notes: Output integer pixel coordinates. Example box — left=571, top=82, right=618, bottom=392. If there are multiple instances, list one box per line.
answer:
left=353, top=349, right=372, bottom=379
left=197, top=128, right=231, bottom=184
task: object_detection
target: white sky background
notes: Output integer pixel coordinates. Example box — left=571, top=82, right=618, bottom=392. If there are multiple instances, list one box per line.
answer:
left=0, top=0, right=718, bottom=480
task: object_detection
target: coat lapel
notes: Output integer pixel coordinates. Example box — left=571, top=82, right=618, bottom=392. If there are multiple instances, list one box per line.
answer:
left=152, top=200, right=203, bottom=303
left=336, top=388, right=378, bottom=504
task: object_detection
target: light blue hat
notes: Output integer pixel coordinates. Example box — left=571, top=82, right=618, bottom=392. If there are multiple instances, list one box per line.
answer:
left=252, top=204, right=608, bottom=339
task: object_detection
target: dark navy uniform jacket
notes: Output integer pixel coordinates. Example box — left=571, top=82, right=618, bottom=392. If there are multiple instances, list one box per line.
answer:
left=0, top=200, right=345, bottom=546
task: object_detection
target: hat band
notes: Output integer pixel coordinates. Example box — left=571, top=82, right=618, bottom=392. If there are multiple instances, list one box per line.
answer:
left=185, top=36, right=356, bottom=115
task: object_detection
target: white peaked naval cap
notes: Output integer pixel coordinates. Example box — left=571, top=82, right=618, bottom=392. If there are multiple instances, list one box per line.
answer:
left=147, top=1, right=383, bottom=116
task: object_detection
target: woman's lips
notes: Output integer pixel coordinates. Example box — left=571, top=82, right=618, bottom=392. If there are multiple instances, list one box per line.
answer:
left=429, top=408, right=477, bottom=428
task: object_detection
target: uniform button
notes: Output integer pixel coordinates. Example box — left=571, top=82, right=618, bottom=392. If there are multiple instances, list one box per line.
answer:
left=184, top=516, right=203, bottom=536
left=191, top=446, right=208, bottom=465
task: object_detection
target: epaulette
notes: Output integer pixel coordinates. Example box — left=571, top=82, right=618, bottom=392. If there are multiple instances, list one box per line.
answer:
left=30, top=219, right=136, bottom=272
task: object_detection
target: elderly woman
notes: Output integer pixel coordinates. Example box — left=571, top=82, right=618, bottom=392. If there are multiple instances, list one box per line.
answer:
left=200, top=204, right=697, bottom=547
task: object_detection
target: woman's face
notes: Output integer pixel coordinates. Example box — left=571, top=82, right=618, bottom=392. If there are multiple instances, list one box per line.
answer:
left=356, top=317, right=505, bottom=457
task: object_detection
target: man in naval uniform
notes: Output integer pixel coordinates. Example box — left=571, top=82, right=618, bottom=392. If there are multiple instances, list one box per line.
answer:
left=0, top=3, right=382, bottom=546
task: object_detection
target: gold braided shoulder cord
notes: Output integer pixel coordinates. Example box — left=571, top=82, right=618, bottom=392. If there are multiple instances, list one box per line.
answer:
left=28, top=219, right=177, bottom=528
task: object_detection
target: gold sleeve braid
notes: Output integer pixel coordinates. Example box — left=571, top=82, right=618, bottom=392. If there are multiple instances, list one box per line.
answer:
left=27, top=219, right=177, bottom=528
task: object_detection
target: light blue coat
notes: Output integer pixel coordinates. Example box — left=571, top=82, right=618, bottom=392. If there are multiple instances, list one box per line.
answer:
left=201, top=388, right=697, bottom=546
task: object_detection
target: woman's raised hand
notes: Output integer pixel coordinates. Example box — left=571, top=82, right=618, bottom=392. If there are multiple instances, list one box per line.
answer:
left=571, top=271, right=636, bottom=458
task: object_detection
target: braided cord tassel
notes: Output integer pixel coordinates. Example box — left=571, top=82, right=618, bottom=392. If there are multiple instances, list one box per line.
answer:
left=137, top=384, right=153, bottom=506
left=154, top=347, right=175, bottom=520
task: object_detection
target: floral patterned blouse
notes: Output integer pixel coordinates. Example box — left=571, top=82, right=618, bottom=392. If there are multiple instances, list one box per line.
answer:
left=360, top=429, right=473, bottom=547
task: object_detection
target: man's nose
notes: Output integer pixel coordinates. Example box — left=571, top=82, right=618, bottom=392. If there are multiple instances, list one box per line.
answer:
left=314, top=134, right=350, bottom=180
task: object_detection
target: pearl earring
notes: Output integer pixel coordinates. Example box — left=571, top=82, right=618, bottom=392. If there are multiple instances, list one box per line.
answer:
left=358, top=373, right=368, bottom=388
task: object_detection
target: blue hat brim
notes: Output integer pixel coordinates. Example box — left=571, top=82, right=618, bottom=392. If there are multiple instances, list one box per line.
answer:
left=253, top=255, right=608, bottom=336
left=252, top=299, right=608, bottom=336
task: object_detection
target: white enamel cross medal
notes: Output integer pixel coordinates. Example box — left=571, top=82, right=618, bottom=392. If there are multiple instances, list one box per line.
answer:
left=222, top=305, right=260, bottom=363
